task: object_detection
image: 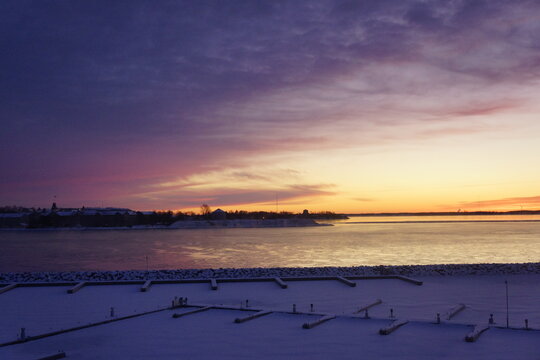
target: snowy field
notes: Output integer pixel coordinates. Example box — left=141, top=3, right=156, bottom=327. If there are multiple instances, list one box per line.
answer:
left=1, top=272, right=539, bottom=359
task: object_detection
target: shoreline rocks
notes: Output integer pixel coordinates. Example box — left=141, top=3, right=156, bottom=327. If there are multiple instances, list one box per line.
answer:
left=1, top=262, right=539, bottom=283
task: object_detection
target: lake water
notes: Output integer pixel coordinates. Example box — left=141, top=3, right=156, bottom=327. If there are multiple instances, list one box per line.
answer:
left=1, top=215, right=540, bottom=272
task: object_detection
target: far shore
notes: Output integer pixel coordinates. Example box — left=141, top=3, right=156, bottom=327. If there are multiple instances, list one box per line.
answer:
left=0, top=218, right=329, bottom=231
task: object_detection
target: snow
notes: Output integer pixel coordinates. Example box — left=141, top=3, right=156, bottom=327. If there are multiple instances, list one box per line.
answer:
left=1, top=273, right=539, bottom=359
left=56, top=210, right=78, bottom=217
left=0, top=213, right=28, bottom=218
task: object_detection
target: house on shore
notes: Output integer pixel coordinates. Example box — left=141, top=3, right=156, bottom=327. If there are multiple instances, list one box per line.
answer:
left=211, top=208, right=227, bottom=220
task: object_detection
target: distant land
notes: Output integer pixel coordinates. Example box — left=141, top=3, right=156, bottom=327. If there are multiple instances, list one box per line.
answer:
left=0, top=204, right=347, bottom=229
left=347, top=210, right=540, bottom=216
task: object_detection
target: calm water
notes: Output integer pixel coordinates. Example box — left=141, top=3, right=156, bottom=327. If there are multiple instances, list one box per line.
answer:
left=1, top=215, right=540, bottom=272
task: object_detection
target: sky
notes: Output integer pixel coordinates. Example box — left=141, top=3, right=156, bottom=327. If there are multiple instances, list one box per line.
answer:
left=1, top=0, right=540, bottom=213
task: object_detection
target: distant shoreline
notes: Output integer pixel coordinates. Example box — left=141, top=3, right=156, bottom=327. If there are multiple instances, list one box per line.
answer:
left=344, top=219, right=540, bottom=224
left=347, top=210, right=540, bottom=216
left=0, top=218, right=329, bottom=231
left=3, top=217, right=540, bottom=230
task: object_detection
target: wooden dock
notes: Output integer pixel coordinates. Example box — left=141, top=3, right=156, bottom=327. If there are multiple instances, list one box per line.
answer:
left=393, top=276, right=423, bottom=286
left=354, top=299, right=382, bottom=314
left=0, top=306, right=170, bottom=348
left=0, top=274, right=424, bottom=293
left=379, top=319, right=409, bottom=335
left=172, top=306, right=213, bottom=318
left=67, top=281, right=87, bottom=294
left=36, top=351, right=66, bottom=360
left=302, top=315, right=336, bottom=329
left=140, top=280, right=152, bottom=292
left=335, top=276, right=356, bottom=287
left=234, top=310, right=273, bottom=323
left=273, top=277, right=288, bottom=289
left=445, top=304, right=466, bottom=320
left=0, top=283, right=17, bottom=295
left=465, top=325, right=490, bottom=342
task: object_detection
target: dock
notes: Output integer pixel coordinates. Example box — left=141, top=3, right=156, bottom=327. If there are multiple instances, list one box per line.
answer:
left=0, top=283, right=17, bottom=295
left=273, top=277, right=288, bottom=289
left=354, top=299, right=382, bottom=314
left=335, top=276, right=356, bottom=287
left=140, top=280, right=152, bottom=292
left=234, top=310, right=273, bottom=323
left=445, top=304, right=466, bottom=320
left=172, top=306, right=213, bottom=318
left=302, top=315, right=336, bottom=329
left=379, top=319, right=409, bottom=335
left=67, top=281, right=87, bottom=294
left=465, top=325, right=490, bottom=342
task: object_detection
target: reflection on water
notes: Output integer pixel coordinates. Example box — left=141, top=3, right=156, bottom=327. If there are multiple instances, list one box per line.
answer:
left=1, top=215, right=540, bottom=272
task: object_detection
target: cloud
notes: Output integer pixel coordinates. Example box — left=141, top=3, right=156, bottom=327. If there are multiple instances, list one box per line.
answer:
left=353, top=197, right=376, bottom=202
left=459, top=195, right=540, bottom=210
left=155, top=168, right=302, bottom=190
left=447, top=101, right=522, bottom=117
left=131, top=183, right=336, bottom=210
left=2, top=0, right=540, bottom=208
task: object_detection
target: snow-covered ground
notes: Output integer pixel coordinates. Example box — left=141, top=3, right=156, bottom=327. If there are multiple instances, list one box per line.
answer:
left=1, top=272, right=539, bottom=359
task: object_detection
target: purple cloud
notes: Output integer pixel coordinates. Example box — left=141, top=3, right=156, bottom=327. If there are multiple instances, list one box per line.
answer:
left=1, top=0, right=540, bottom=208
left=131, top=183, right=336, bottom=210
left=459, top=195, right=540, bottom=210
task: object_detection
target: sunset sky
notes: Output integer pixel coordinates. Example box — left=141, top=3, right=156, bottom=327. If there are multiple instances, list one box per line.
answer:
left=2, top=0, right=540, bottom=213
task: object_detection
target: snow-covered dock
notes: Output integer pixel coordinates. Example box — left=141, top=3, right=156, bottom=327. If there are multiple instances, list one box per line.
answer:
left=0, top=274, right=422, bottom=293
left=1, top=269, right=539, bottom=359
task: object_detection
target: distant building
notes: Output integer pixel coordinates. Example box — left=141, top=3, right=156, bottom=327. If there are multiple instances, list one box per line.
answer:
left=80, top=208, right=136, bottom=227
left=0, top=206, right=163, bottom=228
left=211, top=208, right=227, bottom=220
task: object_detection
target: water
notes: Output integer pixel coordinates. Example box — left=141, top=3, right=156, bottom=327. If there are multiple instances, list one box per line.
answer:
left=1, top=215, right=540, bottom=272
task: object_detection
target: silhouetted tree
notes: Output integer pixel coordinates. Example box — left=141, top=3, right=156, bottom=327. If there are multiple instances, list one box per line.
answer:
left=200, top=204, right=212, bottom=216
